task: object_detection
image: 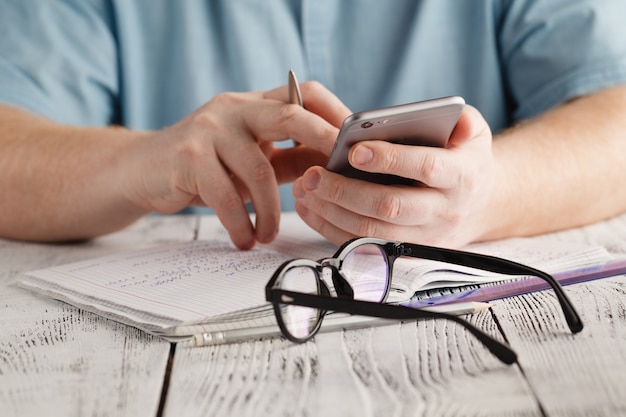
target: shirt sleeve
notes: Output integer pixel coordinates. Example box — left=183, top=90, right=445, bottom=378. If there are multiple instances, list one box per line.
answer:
left=498, top=0, right=626, bottom=121
left=0, top=0, right=119, bottom=126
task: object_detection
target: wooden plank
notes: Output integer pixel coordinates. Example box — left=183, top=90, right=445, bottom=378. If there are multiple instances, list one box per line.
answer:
left=0, top=288, right=170, bottom=417
left=0, top=215, right=196, bottom=417
left=489, top=213, right=626, bottom=417
left=493, top=278, right=626, bottom=417
left=3, top=211, right=624, bottom=416
left=166, top=311, right=542, bottom=417
left=165, top=213, right=626, bottom=416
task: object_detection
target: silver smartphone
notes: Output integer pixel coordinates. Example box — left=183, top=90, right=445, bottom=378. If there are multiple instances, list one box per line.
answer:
left=326, top=96, right=465, bottom=185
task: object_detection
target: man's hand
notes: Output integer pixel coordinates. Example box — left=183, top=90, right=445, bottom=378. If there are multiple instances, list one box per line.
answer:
left=294, top=86, right=626, bottom=248
left=119, top=82, right=350, bottom=249
left=0, top=82, right=351, bottom=248
left=292, top=105, right=494, bottom=247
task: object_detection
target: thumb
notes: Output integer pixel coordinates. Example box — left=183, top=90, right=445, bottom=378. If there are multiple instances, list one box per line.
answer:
left=448, top=105, right=491, bottom=148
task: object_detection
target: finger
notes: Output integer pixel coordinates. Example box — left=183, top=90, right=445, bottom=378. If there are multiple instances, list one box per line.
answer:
left=270, top=146, right=329, bottom=184
left=295, top=186, right=456, bottom=247
left=294, top=167, right=446, bottom=226
left=240, top=99, right=339, bottom=156
left=348, top=140, right=462, bottom=189
left=448, top=105, right=491, bottom=148
left=264, top=80, right=352, bottom=128
left=293, top=171, right=464, bottom=247
left=196, top=156, right=256, bottom=250
left=218, top=140, right=280, bottom=244
left=295, top=181, right=424, bottom=244
left=294, top=197, right=358, bottom=246
left=346, top=105, right=491, bottom=190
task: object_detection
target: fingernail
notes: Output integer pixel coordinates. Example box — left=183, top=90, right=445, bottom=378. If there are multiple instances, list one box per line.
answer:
left=352, top=144, right=373, bottom=165
left=303, top=170, right=321, bottom=191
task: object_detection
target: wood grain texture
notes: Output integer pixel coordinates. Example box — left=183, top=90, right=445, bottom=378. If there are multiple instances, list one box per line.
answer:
left=165, top=312, right=541, bottom=417
left=490, top=212, right=626, bottom=417
left=0, top=215, right=197, bottom=417
left=164, top=213, right=626, bottom=417
left=3, top=213, right=626, bottom=417
left=492, top=278, right=626, bottom=417
left=0, top=288, right=170, bottom=417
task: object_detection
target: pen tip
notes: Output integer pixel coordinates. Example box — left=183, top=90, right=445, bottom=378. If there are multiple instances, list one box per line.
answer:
left=475, top=302, right=491, bottom=313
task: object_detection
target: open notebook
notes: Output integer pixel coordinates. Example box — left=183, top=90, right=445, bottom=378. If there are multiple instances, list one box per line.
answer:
left=19, top=213, right=613, bottom=342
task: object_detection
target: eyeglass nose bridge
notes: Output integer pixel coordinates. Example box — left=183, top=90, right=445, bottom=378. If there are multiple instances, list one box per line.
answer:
left=318, top=259, right=354, bottom=300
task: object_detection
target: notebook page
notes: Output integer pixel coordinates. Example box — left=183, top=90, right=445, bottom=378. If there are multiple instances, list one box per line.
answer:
left=199, top=213, right=612, bottom=300
left=21, top=213, right=613, bottom=338
left=23, top=240, right=292, bottom=324
left=198, top=212, right=337, bottom=260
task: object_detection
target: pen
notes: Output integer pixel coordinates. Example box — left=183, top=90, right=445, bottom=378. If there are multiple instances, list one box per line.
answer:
left=417, top=300, right=490, bottom=315
left=187, top=301, right=490, bottom=347
left=288, top=68, right=303, bottom=146
left=288, top=68, right=303, bottom=107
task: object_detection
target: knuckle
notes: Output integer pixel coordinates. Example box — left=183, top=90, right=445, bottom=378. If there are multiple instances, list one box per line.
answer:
left=188, top=111, right=218, bottom=134
left=461, top=168, right=479, bottom=192
left=375, top=192, right=402, bottom=220
left=276, top=103, right=299, bottom=127
left=249, top=159, right=274, bottom=183
left=413, top=199, right=431, bottom=219
left=446, top=212, right=462, bottom=227
left=176, top=131, right=206, bottom=165
left=325, top=177, right=345, bottom=202
left=209, top=91, right=246, bottom=108
left=354, top=216, right=379, bottom=238
left=458, top=177, right=474, bottom=196
left=439, top=203, right=460, bottom=223
left=184, top=112, right=223, bottom=150
left=417, top=153, right=444, bottom=183
left=376, top=146, right=399, bottom=173
left=313, top=123, right=337, bottom=144
left=300, top=80, right=324, bottom=96
left=218, top=190, right=244, bottom=213
left=316, top=220, right=334, bottom=240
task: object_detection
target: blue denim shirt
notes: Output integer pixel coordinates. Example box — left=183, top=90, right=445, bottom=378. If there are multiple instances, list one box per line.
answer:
left=2, top=0, right=626, bottom=211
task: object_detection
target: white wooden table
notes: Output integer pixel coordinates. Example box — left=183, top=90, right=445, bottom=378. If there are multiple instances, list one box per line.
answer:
left=2, top=214, right=626, bottom=417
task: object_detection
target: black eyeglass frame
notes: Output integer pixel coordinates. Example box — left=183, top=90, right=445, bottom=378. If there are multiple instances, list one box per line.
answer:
left=265, top=237, right=584, bottom=365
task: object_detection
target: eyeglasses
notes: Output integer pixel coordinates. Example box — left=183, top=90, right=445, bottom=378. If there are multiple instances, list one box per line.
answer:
left=265, top=237, right=584, bottom=365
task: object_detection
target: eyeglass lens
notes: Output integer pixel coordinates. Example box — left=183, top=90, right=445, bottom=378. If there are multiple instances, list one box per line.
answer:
left=276, top=243, right=390, bottom=340
left=278, top=266, right=322, bottom=339
left=339, top=243, right=389, bottom=302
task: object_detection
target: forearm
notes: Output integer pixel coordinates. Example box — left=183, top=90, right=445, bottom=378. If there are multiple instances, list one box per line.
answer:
left=482, top=85, right=626, bottom=240
left=0, top=105, right=149, bottom=242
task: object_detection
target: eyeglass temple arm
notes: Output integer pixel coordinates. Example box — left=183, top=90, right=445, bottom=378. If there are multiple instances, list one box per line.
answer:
left=275, top=290, right=517, bottom=365
left=397, top=243, right=583, bottom=333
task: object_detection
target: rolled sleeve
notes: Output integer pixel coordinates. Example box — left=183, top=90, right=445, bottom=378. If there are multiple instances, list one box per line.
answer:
left=0, top=0, right=119, bottom=126
left=500, top=0, right=626, bottom=121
